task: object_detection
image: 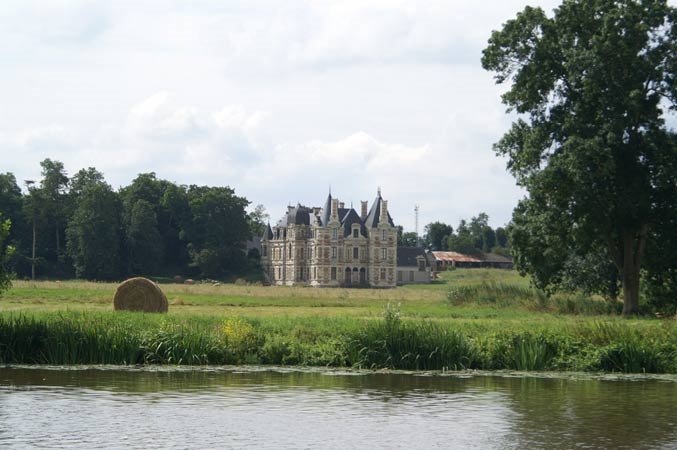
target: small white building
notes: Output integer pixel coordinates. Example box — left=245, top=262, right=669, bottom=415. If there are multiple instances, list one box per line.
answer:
left=396, top=246, right=431, bottom=285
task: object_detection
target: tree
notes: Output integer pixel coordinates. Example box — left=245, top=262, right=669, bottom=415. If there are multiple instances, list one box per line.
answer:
left=159, top=182, right=190, bottom=273
left=469, top=212, right=496, bottom=252
left=424, top=222, right=453, bottom=250
left=69, top=168, right=104, bottom=198
left=22, top=180, right=46, bottom=280
left=495, top=227, right=509, bottom=248
left=401, top=232, right=419, bottom=247
left=126, top=199, right=163, bottom=275
left=39, top=159, right=69, bottom=274
left=0, top=173, right=28, bottom=274
left=482, top=0, right=677, bottom=314
left=0, top=216, right=14, bottom=295
left=182, top=186, right=250, bottom=278
left=447, top=219, right=479, bottom=255
left=66, top=182, right=123, bottom=280
left=248, top=204, right=269, bottom=237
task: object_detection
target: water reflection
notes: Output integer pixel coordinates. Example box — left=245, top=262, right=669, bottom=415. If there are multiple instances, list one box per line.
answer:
left=0, top=367, right=675, bottom=449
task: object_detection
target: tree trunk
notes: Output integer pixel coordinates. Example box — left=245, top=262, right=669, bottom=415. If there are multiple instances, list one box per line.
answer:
left=620, top=225, right=648, bottom=316
left=622, top=260, right=640, bottom=315
left=55, top=219, right=60, bottom=253
left=31, top=219, right=36, bottom=281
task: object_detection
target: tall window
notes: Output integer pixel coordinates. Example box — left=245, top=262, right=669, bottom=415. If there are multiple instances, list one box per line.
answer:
left=262, top=245, right=267, bottom=257
left=331, top=267, right=337, bottom=280
left=331, top=247, right=337, bottom=258
left=382, top=230, right=387, bottom=240
left=381, top=248, right=387, bottom=260
left=332, top=228, right=338, bottom=239
left=353, top=228, right=359, bottom=238
left=353, top=247, right=359, bottom=260
left=380, top=268, right=386, bottom=280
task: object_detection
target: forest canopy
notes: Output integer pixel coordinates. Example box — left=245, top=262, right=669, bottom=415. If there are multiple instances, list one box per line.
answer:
left=0, top=160, right=262, bottom=281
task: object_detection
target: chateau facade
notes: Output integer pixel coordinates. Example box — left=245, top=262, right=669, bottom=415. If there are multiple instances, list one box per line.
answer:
left=261, top=190, right=397, bottom=287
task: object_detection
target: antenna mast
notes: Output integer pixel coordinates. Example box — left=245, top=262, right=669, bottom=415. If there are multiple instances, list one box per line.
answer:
left=414, top=204, right=420, bottom=247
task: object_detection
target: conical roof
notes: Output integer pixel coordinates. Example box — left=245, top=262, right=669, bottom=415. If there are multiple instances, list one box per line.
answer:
left=364, top=191, right=395, bottom=228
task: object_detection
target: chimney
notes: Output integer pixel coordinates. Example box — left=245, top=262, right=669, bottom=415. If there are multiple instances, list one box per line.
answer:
left=380, top=200, right=388, bottom=220
left=360, top=201, right=368, bottom=220
left=331, top=198, right=339, bottom=220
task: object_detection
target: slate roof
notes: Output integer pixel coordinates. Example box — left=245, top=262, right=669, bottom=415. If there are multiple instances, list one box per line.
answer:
left=261, top=223, right=273, bottom=241
left=397, top=246, right=427, bottom=267
left=277, top=204, right=311, bottom=227
left=273, top=190, right=395, bottom=235
left=364, top=193, right=395, bottom=228
left=341, top=208, right=368, bottom=237
left=320, top=193, right=332, bottom=226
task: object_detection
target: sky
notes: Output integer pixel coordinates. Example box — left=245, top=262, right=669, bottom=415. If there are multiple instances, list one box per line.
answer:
left=2, top=0, right=569, bottom=231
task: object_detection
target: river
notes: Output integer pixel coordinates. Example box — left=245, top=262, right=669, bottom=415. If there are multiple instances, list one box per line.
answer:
left=1, top=366, right=675, bottom=449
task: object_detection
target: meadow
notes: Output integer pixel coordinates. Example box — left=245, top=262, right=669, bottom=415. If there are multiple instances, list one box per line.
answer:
left=1, top=270, right=675, bottom=373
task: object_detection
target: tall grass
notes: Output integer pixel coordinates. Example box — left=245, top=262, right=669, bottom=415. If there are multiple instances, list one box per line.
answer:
left=447, top=282, right=622, bottom=315
left=1, top=310, right=675, bottom=373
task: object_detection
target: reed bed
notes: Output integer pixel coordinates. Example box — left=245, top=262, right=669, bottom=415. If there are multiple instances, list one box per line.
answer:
left=1, top=310, right=674, bottom=373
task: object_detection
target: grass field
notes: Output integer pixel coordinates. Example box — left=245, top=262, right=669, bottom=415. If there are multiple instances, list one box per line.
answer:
left=0, top=269, right=600, bottom=320
left=1, top=269, right=675, bottom=373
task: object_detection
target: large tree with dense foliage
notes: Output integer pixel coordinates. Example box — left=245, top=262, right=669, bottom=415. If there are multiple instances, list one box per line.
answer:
left=424, top=222, right=453, bottom=250
left=183, top=185, right=250, bottom=278
left=126, top=199, right=163, bottom=275
left=66, top=182, right=123, bottom=280
left=482, top=0, right=677, bottom=314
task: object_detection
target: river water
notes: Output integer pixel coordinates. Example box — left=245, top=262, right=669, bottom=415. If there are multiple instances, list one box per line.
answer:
left=1, top=366, right=675, bottom=449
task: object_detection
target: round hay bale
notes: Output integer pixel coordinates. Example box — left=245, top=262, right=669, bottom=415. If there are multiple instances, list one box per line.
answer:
left=113, top=277, right=168, bottom=313
left=184, top=279, right=194, bottom=285
left=173, top=275, right=183, bottom=283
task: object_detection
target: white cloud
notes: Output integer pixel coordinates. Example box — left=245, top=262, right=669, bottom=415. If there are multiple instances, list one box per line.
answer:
left=127, top=91, right=204, bottom=140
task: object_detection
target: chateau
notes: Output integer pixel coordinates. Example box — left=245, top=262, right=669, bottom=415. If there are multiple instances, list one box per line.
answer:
left=261, top=190, right=397, bottom=287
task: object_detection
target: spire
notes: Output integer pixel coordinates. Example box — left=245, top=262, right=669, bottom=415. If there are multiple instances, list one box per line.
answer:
left=321, top=190, right=333, bottom=226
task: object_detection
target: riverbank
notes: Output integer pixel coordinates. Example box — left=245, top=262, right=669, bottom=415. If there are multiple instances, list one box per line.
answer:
left=1, top=270, right=674, bottom=373
left=1, top=310, right=675, bottom=373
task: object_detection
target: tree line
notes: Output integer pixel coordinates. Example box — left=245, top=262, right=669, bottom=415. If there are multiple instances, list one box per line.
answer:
left=0, top=159, right=264, bottom=281
left=398, top=213, right=510, bottom=256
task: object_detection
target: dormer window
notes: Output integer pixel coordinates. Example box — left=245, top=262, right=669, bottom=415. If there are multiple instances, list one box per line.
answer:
left=332, top=228, right=338, bottom=240
left=353, top=228, right=359, bottom=238
left=382, top=229, right=387, bottom=240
